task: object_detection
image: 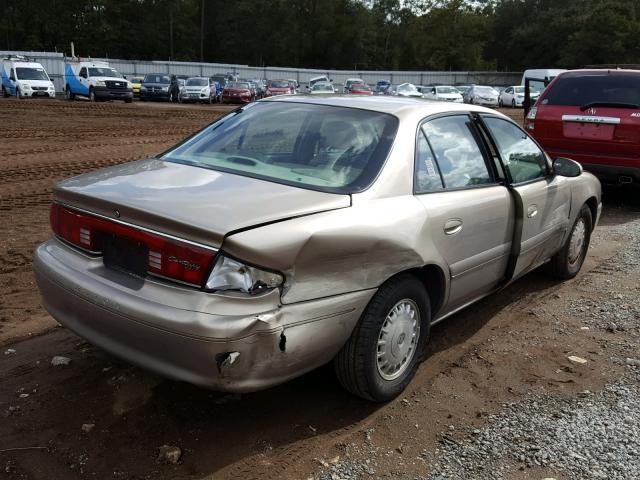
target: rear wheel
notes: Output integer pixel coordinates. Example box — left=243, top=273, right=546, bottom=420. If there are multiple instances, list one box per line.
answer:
left=334, top=274, right=430, bottom=402
left=65, top=86, right=75, bottom=100
left=548, top=204, right=592, bottom=279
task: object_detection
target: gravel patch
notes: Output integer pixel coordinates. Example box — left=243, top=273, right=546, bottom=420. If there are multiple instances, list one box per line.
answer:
left=423, top=368, right=640, bottom=480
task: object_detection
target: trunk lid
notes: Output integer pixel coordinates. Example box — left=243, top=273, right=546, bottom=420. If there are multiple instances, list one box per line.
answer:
left=53, top=158, right=351, bottom=248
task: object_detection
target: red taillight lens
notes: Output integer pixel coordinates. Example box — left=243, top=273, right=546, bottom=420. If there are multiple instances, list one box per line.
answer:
left=50, top=203, right=216, bottom=287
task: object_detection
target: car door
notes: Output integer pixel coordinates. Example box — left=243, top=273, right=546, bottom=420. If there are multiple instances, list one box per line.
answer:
left=480, top=115, right=571, bottom=281
left=79, top=67, right=90, bottom=93
left=504, top=87, right=513, bottom=104
left=414, top=114, right=515, bottom=312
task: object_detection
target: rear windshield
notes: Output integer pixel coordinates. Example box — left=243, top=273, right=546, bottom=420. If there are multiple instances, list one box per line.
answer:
left=228, top=82, right=250, bottom=89
left=543, top=73, right=640, bottom=107
left=269, top=80, right=289, bottom=88
left=16, top=67, right=49, bottom=81
left=437, top=86, right=458, bottom=94
left=162, top=102, right=399, bottom=194
left=312, top=84, right=333, bottom=91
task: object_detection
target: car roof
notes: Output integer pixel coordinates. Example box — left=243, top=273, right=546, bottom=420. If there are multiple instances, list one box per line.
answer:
left=556, top=68, right=640, bottom=77
left=262, top=95, right=508, bottom=118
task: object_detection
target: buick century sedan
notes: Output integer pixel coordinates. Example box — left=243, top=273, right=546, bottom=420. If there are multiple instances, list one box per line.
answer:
left=34, top=96, right=601, bottom=401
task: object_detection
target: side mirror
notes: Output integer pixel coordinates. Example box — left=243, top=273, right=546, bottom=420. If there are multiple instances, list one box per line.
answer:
left=553, top=157, right=582, bottom=178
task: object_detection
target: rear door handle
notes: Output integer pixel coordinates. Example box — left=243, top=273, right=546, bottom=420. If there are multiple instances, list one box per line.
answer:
left=527, top=205, right=538, bottom=218
left=444, top=218, right=463, bottom=235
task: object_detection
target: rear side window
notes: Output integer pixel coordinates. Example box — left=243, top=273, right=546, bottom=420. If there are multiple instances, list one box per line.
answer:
left=543, top=73, right=640, bottom=107
left=421, top=116, right=492, bottom=189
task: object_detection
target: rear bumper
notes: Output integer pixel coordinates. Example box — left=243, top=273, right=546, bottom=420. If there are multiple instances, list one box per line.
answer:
left=33, top=239, right=374, bottom=392
left=545, top=149, right=640, bottom=184
left=580, top=163, right=640, bottom=184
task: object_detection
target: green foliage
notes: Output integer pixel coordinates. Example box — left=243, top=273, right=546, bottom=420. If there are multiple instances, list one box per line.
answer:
left=1, top=0, right=640, bottom=70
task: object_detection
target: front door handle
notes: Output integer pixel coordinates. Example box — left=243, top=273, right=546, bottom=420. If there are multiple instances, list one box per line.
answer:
left=527, top=205, right=538, bottom=218
left=444, top=218, right=463, bottom=235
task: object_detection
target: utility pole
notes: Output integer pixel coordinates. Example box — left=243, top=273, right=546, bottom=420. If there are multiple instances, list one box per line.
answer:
left=200, top=0, right=205, bottom=61
left=169, top=2, right=174, bottom=60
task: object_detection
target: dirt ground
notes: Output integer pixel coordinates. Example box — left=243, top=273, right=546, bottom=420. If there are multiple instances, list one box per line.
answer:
left=0, top=98, right=638, bottom=480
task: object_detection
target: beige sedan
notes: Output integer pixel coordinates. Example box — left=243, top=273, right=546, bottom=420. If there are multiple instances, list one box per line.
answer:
left=34, top=96, right=601, bottom=401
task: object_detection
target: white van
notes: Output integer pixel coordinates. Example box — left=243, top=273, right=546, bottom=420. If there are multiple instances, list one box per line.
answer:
left=1, top=55, right=56, bottom=99
left=64, top=59, right=133, bottom=102
left=521, top=69, right=567, bottom=92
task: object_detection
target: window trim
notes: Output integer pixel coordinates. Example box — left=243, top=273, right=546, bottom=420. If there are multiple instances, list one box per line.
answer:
left=476, top=113, right=552, bottom=186
left=413, top=112, right=501, bottom=195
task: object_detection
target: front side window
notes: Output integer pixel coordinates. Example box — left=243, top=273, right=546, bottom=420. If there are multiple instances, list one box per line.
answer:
left=483, top=116, right=547, bottom=184
left=421, top=116, right=492, bottom=189
left=162, top=102, right=398, bottom=194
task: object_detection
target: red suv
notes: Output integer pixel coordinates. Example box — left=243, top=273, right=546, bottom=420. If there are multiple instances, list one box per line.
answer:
left=525, top=69, right=640, bottom=184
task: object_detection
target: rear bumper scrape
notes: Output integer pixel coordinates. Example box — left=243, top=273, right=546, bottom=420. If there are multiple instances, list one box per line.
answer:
left=33, top=240, right=375, bottom=392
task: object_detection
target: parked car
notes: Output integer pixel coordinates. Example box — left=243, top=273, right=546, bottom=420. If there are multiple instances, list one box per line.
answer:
left=526, top=69, right=640, bottom=184
left=308, top=75, right=331, bottom=91
left=127, top=75, right=144, bottom=97
left=395, top=83, right=423, bottom=98
left=140, top=73, right=173, bottom=102
left=309, top=82, right=336, bottom=94
left=499, top=85, right=539, bottom=108
left=456, top=85, right=471, bottom=100
left=343, top=77, right=364, bottom=93
left=179, top=77, right=216, bottom=104
left=422, top=85, right=463, bottom=103
left=251, top=79, right=267, bottom=98
left=2, top=55, right=56, bottom=99
left=33, top=96, right=601, bottom=402
left=221, top=81, right=254, bottom=104
left=210, top=74, right=228, bottom=101
left=466, top=85, right=499, bottom=106
left=287, top=79, right=299, bottom=93
left=265, top=79, right=293, bottom=96
left=64, top=60, right=132, bottom=102
left=375, top=80, right=391, bottom=94
left=348, top=83, right=373, bottom=95
left=385, top=84, right=399, bottom=96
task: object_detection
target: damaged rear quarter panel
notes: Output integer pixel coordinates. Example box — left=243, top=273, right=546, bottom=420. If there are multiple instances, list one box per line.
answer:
left=222, top=195, right=446, bottom=304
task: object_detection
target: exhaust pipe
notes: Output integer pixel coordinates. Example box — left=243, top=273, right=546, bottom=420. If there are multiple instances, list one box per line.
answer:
left=619, top=176, right=633, bottom=184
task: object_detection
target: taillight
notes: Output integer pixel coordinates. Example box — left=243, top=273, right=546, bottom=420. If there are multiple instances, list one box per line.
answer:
left=525, top=107, right=537, bottom=131
left=50, top=203, right=216, bottom=287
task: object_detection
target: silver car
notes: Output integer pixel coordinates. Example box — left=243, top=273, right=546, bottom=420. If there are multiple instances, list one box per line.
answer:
left=34, top=97, right=601, bottom=402
left=466, top=85, right=500, bottom=106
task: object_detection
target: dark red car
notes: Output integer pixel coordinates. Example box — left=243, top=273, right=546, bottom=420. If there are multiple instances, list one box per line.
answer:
left=526, top=69, right=640, bottom=184
left=221, top=82, right=254, bottom=104
left=349, top=83, right=373, bottom=95
left=265, top=79, right=294, bottom=97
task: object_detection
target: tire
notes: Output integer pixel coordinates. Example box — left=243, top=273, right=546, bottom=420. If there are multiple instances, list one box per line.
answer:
left=89, top=88, right=96, bottom=102
left=334, top=273, right=431, bottom=402
left=548, top=204, right=593, bottom=280
left=2, top=86, right=8, bottom=98
left=65, top=86, right=75, bottom=100
left=498, top=98, right=503, bottom=107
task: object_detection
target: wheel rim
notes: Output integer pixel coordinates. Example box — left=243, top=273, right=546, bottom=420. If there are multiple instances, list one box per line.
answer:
left=376, top=299, right=421, bottom=381
left=568, top=218, right=587, bottom=265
